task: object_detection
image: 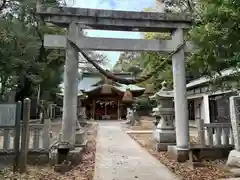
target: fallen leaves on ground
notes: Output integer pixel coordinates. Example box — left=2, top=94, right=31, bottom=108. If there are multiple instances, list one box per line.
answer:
left=0, top=123, right=98, bottom=180
left=129, top=133, right=232, bottom=180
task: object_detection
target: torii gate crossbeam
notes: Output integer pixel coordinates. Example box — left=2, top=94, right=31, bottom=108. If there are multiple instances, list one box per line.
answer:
left=44, top=34, right=194, bottom=53
left=37, top=6, right=192, bottom=32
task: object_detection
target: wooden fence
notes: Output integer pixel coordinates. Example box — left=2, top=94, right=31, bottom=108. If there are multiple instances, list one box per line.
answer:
left=0, top=119, right=51, bottom=151
left=197, top=119, right=234, bottom=146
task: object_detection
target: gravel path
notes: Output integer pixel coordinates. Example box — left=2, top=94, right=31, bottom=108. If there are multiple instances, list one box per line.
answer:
left=94, top=121, right=178, bottom=180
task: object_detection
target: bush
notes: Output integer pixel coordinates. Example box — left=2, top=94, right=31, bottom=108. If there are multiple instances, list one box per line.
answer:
left=135, top=97, right=156, bottom=111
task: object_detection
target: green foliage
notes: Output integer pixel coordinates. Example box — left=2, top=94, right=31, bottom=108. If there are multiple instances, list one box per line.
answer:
left=0, top=0, right=110, bottom=103
left=189, top=0, right=240, bottom=71
left=135, top=97, right=156, bottom=111
left=163, top=0, right=197, bottom=13
left=113, top=52, right=140, bottom=72
left=161, top=0, right=240, bottom=91
left=0, top=0, right=65, bottom=102
left=188, top=0, right=240, bottom=89
left=139, top=1, right=240, bottom=91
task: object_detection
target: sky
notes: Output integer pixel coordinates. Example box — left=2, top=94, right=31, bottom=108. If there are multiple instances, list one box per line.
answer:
left=67, top=0, right=156, bottom=69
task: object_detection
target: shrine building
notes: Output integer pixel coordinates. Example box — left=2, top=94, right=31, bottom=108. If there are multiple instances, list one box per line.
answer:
left=78, top=72, right=145, bottom=120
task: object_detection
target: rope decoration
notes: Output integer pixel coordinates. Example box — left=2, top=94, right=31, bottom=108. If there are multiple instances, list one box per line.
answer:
left=68, top=37, right=186, bottom=85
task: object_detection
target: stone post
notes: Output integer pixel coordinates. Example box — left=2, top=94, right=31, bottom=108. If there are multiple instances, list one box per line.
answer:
left=61, top=22, right=79, bottom=144
left=43, top=118, right=51, bottom=149
left=227, top=96, right=240, bottom=167
left=19, top=98, right=31, bottom=173
left=168, top=28, right=189, bottom=162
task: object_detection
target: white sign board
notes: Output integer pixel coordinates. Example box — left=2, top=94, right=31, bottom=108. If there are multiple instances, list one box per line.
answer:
left=0, top=104, right=16, bottom=127
left=230, top=96, right=240, bottom=150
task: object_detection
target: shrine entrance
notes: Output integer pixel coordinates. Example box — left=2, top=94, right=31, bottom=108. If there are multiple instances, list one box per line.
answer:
left=95, top=99, right=118, bottom=120
left=84, top=94, right=122, bottom=120
left=78, top=73, right=144, bottom=120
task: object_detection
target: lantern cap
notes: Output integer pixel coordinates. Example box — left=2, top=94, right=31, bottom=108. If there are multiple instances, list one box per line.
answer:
left=151, top=81, right=174, bottom=99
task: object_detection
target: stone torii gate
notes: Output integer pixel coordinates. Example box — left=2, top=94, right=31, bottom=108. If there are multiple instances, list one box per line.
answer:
left=37, top=5, right=194, bottom=161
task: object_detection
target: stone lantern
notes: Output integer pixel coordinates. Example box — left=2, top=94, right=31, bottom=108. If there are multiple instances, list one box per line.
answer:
left=151, top=81, right=176, bottom=151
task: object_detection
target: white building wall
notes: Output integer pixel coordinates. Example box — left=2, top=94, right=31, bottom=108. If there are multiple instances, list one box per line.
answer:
left=189, top=96, right=210, bottom=127
left=193, top=98, right=204, bottom=119
left=194, top=96, right=211, bottom=124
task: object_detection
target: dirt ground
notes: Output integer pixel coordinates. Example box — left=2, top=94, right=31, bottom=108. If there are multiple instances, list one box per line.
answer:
left=129, top=133, right=232, bottom=180
left=124, top=116, right=154, bottom=131
left=124, top=117, right=232, bottom=180
left=0, top=122, right=98, bottom=180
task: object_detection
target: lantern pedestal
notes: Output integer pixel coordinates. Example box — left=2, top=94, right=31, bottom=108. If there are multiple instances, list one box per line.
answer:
left=154, top=108, right=176, bottom=151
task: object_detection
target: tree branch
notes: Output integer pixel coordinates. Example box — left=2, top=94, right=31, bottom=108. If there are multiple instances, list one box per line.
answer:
left=0, top=0, right=7, bottom=11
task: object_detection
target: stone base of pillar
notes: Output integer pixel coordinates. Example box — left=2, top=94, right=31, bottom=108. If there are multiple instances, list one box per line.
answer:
left=167, top=145, right=189, bottom=162
left=154, top=128, right=176, bottom=142
left=50, top=147, right=84, bottom=166
left=153, top=128, right=176, bottom=152
left=156, top=142, right=176, bottom=152
left=227, top=150, right=240, bottom=168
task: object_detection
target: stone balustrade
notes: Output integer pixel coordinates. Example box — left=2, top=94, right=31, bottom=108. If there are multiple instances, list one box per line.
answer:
left=197, top=119, right=234, bottom=147
left=0, top=119, right=51, bottom=151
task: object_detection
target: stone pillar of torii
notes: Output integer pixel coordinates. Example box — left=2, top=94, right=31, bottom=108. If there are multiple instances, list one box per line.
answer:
left=171, top=28, right=189, bottom=155
left=61, top=22, right=80, bottom=144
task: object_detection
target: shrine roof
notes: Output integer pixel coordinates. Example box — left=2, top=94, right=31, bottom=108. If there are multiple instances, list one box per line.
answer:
left=186, top=68, right=238, bottom=89
left=84, top=84, right=145, bottom=93
left=78, top=72, right=145, bottom=93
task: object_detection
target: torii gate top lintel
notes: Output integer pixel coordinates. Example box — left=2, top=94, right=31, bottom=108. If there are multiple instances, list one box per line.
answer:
left=37, top=6, right=192, bottom=32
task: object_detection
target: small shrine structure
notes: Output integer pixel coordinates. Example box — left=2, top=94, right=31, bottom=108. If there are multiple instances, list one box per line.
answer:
left=78, top=72, right=145, bottom=120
